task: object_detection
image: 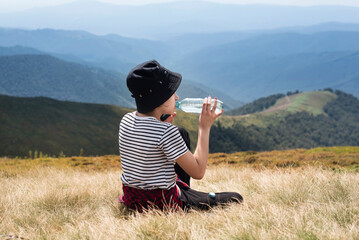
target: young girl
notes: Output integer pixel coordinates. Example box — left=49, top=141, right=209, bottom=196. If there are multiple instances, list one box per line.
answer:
left=119, top=60, right=243, bottom=211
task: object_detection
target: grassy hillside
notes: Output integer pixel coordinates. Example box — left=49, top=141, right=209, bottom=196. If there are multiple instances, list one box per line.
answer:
left=253, top=90, right=336, bottom=117
left=0, top=147, right=358, bottom=239
left=264, top=91, right=337, bottom=115
left=0, top=95, right=132, bottom=157
left=210, top=90, right=359, bottom=152
left=1, top=90, right=358, bottom=157
left=228, top=89, right=336, bottom=116
left=0, top=94, right=201, bottom=157
left=222, top=90, right=337, bottom=127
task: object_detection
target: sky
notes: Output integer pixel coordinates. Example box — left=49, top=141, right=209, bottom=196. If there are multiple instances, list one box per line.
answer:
left=1, top=0, right=359, bottom=13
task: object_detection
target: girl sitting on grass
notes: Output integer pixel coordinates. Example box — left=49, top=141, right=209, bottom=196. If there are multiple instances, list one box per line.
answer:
left=119, top=60, right=243, bottom=212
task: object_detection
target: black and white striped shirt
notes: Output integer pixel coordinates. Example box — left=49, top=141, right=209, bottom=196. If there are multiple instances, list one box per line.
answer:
left=119, top=112, right=188, bottom=190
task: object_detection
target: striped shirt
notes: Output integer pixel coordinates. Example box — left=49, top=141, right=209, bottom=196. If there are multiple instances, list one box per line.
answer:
left=119, top=112, right=188, bottom=190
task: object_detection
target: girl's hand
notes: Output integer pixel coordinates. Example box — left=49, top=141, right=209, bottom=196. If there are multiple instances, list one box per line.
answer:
left=199, top=97, right=223, bottom=130
left=163, top=112, right=177, bottom=123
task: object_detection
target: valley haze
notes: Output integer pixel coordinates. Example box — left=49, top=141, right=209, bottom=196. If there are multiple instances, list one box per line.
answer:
left=2, top=0, right=359, bottom=13
left=1, top=1, right=359, bottom=38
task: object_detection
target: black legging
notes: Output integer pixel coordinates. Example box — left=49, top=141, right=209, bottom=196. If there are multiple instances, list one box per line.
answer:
left=175, top=127, right=243, bottom=210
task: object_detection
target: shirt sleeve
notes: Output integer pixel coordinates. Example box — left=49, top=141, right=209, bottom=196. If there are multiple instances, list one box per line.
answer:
left=159, top=124, right=189, bottom=162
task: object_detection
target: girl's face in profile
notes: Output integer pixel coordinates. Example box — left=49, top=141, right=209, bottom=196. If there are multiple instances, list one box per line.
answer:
left=160, top=92, right=179, bottom=114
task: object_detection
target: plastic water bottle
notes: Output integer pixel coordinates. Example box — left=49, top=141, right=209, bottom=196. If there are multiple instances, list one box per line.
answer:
left=176, top=98, right=224, bottom=114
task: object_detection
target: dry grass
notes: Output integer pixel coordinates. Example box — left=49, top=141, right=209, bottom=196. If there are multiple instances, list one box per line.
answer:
left=1, top=163, right=358, bottom=239
left=1, top=147, right=358, bottom=177
left=209, top=146, right=359, bottom=171
left=0, top=155, right=122, bottom=176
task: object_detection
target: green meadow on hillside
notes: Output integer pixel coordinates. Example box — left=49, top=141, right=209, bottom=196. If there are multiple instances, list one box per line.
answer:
left=223, top=90, right=338, bottom=127
left=265, top=91, right=337, bottom=115
left=209, top=90, right=359, bottom=152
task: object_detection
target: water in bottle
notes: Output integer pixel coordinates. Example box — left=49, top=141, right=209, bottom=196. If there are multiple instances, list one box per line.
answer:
left=176, top=98, right=224, bottom=114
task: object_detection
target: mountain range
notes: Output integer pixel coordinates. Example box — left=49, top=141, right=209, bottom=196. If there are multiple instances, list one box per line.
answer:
left=0, top=54, right=133, bottom=107
left=173, top=31, right=359, bottom=101
left=1, top=1, right=359, bottom=104
left=1, top=26, right=359, bottom=103
left=0, top=51, right=242, bottom=109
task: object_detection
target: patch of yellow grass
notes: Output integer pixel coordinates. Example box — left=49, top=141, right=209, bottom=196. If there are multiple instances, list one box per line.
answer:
left=0, top=155, right=122, bottom=176
left=209, top=146, right=359, bottom=171
left=1, top=147, right=358, bottom=177
left=0, top=165, right=358, bottom=239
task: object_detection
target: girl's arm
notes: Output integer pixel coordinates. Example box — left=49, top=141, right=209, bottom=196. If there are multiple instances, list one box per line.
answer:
left=175, top=97, right=223, bottom=179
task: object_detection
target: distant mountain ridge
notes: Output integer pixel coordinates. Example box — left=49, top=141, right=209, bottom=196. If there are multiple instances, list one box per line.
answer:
left=0, top=54, right=134, bottom=108
left=1, top=1, right=359, bottom=103
left=173, top=31, right=359, bottom=101
left=1, top=28, right=359, bottom=102
left=0, top=45, right=44, bottom=56
left=0, top=52, right=242, bottom=109
left=0, top=28, right=166, bottom=73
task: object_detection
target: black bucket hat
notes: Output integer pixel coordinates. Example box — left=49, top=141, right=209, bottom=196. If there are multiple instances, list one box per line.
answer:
left=126, top=60, right=182, bottom=113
